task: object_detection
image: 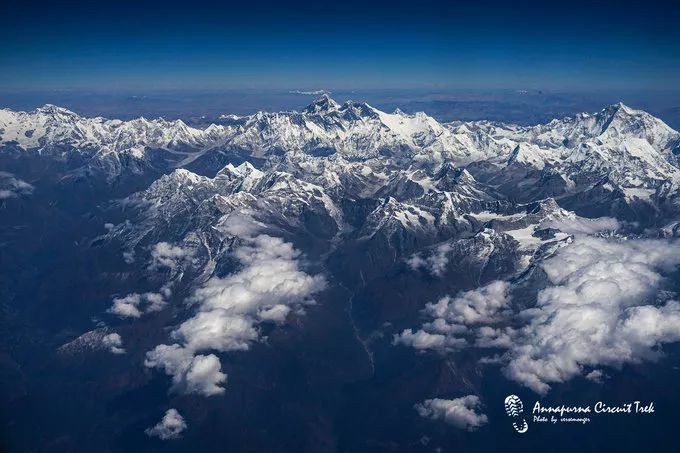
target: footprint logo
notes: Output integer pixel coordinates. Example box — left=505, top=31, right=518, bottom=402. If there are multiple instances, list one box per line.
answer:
left=504, top=395, right=529, bottom=433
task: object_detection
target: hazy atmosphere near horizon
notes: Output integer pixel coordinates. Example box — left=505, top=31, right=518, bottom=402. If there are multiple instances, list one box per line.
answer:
left=2, top=1, right=680, bottom=452
left=3, top=0, right=680, bottom=124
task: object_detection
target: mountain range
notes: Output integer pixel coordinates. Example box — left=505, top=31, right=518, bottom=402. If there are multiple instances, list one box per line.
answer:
left=2, top=96, right=680, bottom=451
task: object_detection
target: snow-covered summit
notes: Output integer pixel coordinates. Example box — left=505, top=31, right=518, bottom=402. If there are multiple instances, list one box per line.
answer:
left=303, top=94, right=341, bottom=115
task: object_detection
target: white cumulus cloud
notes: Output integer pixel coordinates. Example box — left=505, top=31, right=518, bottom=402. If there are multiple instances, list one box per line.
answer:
left=415, top=395, right=488, bottom=431
left=398, top=236, right=680, bottom=395
left=0, top=171, right=34, bottom=199
left=145, top=345, right=227, bottom=396
left=102, top=332, right=125, bottom=354
left=149, top=242, right=195, bottom=272
left=145, top=409, right=187, bottom=440
left=408, top=243, right=453, bottom=276
left=394, top=281, right=511, bottom=351
left=503, top=237, right=680, bottom=394
left=145, top=234, right=326, bottom=396
left=108, top=290, right=169, bottom=318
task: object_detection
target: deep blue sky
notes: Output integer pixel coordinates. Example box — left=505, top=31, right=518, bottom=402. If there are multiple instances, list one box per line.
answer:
left=1, top=0, right=679, bottom=91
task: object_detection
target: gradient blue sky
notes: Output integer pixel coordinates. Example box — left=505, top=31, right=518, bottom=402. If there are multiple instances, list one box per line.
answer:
left=1, top=0, right=679, bottom=91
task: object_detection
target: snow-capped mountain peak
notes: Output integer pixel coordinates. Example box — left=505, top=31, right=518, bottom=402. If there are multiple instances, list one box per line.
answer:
left=35, top=104, right=80, bottom=117
left=303, top=94, right=341, bottom=115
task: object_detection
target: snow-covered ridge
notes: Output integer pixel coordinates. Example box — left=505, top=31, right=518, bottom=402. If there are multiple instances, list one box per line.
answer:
left=1, top=97, right=679, bottom=190
left=0, top=96, right=475, bottom=161
left=0, top=104, right=221, bottom=157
